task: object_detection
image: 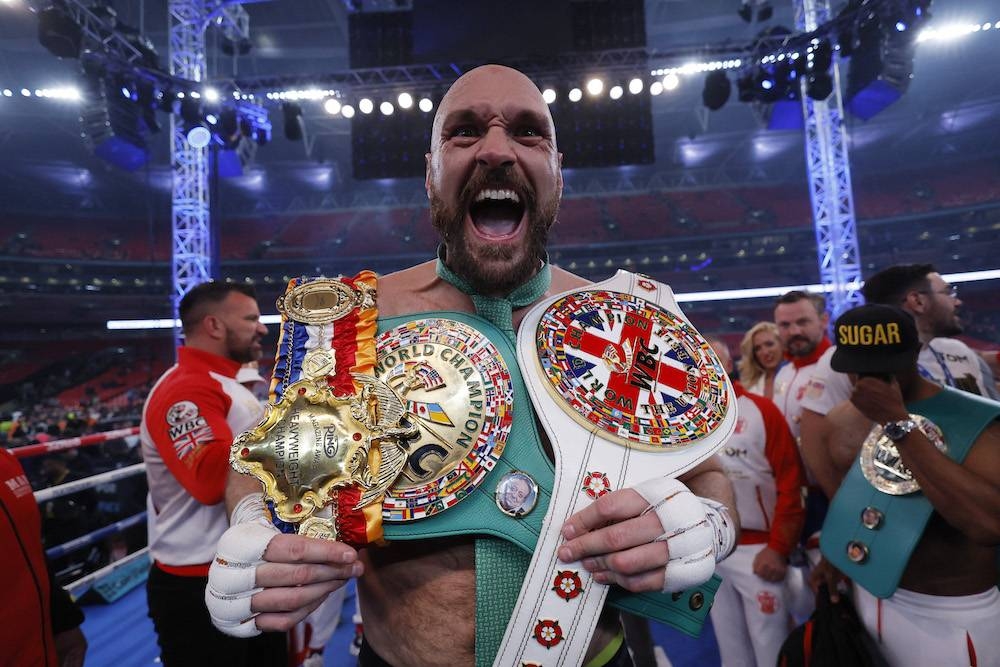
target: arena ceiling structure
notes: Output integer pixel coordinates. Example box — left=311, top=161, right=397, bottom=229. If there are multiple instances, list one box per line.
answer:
left=0, top=0, right=999, bottom=337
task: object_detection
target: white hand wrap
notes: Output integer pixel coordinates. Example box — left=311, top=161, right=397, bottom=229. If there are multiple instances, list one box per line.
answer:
left=634, top=478, right=737, bottom=593
left=205, top=493, right=279, bottom=638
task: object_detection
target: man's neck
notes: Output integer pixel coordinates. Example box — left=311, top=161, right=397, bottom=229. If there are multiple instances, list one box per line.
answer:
left=184, top=337, right=228, bottom=360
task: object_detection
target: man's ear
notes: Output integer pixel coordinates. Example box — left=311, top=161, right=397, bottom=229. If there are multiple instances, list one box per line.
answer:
left=556, top=152, right=564, bottom=194
left=902, top=290, right=925, bottom=314
left=203, top=314, right=225, bottom=341
left=424, top=153, right=433, bottom=200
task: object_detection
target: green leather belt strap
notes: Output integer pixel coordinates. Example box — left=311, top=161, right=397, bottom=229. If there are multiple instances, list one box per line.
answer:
left=379, top=311, right=719, bottom=665
left=821, top=387, right=1000, bottom=598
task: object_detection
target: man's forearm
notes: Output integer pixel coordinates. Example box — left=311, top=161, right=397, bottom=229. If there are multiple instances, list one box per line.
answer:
left=225, top=467, right=263, bottom=518
left=679, top=456, right=740, bottom=537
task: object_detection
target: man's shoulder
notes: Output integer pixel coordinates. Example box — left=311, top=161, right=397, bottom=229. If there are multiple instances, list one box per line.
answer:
left=774, top=362, right=795, bottom=381
left=377, top=260, right=467, bottom=318
left=547, top=265, right=590, bottom=295
left=927, top=337, right=977, bottom=358
left=144, top=364, right=224, bottom=416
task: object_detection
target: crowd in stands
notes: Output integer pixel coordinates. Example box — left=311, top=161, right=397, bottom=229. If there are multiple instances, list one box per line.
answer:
left=1, top=344, right=167, bottom=587
left=3, top=158, right=999, bottom=267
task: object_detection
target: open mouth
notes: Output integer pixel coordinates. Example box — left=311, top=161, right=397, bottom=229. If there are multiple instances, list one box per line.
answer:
left=468, top=188, right=525, bottom=239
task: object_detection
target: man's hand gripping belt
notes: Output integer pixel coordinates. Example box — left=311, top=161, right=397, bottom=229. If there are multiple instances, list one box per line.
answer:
left=634, top=477, right=736, bottom=592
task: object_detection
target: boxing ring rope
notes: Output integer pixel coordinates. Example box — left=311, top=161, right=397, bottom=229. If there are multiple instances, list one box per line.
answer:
left=34, top=462, right=146, bottom=503
left=66, top=546, right=151, bottom=598
left=45, top=511, right=148, bottom=560
left=18, top=425, right=150, bottom=594
left=12, top=426, right=140, bottom=459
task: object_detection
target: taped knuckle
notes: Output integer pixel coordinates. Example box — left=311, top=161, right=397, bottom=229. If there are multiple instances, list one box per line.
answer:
left=665, top=521, right=714, bottom=559
left=217, top=520, right=278, bottom=565
left=663, top=549, right=715, bottom=593
left=205, top=583, right=259, bottom=637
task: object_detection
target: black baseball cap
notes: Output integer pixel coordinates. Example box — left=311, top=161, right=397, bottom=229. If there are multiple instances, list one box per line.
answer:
left=830, top=304, right=920, bottom=374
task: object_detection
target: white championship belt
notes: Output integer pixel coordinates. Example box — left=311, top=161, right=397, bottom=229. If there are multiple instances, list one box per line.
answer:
left=495, top=270, right=737, bottom=666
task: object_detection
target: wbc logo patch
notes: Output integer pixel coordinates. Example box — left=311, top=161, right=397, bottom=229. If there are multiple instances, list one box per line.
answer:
left=166, top=400, right=214, bottom=461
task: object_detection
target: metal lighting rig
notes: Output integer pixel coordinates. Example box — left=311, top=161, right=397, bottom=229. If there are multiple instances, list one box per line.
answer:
left=796, top=0, right=864, bottom=317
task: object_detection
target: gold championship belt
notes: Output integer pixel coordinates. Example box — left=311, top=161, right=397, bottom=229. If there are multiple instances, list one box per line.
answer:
left=231, top=272, right=418, bottom=546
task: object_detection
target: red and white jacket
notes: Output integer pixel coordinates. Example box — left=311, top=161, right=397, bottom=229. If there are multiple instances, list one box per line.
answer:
left=1, top=448, right=83, bottom=666
left=719, top=382, right=807, bottom=556
left=141, top=346, right=263, bottom=575
left=772, top=337, right=832, bottom=441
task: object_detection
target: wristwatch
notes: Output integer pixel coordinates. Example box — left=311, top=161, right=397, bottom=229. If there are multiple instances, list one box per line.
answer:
left=882, top=418, right=918, bottom=442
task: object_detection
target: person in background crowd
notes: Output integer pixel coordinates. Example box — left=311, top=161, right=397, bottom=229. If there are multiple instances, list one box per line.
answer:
left=811, top=304, right=1000, bottom=666
left=1, top=445, right=88, bottom=666
left=738, top=321, right=784, bottom=400
left=236, top=362, right=270, bottom=402
left=771, top=290, right=833, bottom=620
left=772, top=290, right=832, bottom=441
left=139, top=282, right=285, bottom=666
left=800, top=263, right=995, bottom=500
left=708, top=338, right=807, bottom=667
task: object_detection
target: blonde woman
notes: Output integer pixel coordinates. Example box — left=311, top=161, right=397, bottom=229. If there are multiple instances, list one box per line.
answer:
left=739, top=322, right=784, bottom=399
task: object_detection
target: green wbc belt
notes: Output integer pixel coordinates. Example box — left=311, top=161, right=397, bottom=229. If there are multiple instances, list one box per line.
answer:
left=376, top=311, right=718, bottom=635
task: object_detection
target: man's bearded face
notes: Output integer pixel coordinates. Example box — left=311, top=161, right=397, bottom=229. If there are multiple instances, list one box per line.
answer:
left=430, top=165, right=558, bottom=295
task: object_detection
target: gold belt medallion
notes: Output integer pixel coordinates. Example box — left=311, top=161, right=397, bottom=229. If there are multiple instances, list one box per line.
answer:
left=376, top=317, right=515, bottom=522
left=859, top=414, right=946, bottom=495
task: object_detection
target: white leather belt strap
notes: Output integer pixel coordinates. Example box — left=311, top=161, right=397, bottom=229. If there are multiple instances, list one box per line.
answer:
left=495, top=270, right=737, bottom=667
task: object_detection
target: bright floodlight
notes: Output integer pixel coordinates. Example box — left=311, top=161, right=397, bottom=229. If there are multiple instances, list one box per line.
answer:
left=609, top=85, right=623, bottom=100
left=397, top=92, right=413, bottom=109
left=323, top=98, right=341, bottom=115
left=568, top=87, right=583, bottom=102
left=379, top=101, right=394, bottom=115
left=204, top=87, right=220, bottom=102
left=341, top=104, right=356, bottom=118
left=542, top=88, right=557, bottom=104
left=628, top=78, right=644, bottom=94
left=20, top=88, right=30, bottom=96
left=359, top=98, right=374, bottom=114
left=418, top=97, right=433, bottom=112
left=2, top=89, right=12, bottom=97
left=586, top=78, right=604, bottom=96
left=663, top=73, right=680, bottom=90
left=186, top=125, right=211, bottom=148
left=649, top=81, right=664, bottom=95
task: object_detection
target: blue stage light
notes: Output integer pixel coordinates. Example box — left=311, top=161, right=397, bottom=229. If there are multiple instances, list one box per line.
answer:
left=186, top=125, right=211, bottom=148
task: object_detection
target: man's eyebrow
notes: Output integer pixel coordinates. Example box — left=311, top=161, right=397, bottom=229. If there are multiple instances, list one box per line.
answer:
left=505, top=109, right=554, bottom=137
left=439, top=108, right=481, bottom=131
left=508, top=109, right=549, bottom=127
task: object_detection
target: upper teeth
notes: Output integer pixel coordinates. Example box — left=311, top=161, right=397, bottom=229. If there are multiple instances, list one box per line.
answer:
left=474, top=189, right=520, bottom=204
